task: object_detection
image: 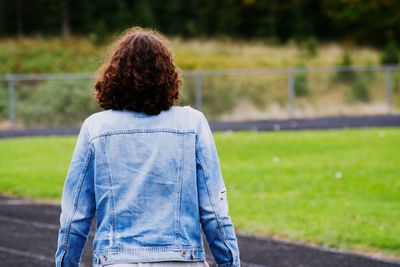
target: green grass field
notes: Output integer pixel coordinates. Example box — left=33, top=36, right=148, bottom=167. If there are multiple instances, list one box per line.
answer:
left=0, top=128, right=399, bottom=258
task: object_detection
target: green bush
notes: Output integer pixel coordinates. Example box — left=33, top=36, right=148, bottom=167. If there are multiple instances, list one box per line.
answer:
left=350, top=77, right=370, bottom=102
left=381, top=41, right=399, bottom=65
left=393, top=73, right=400, bottom=107
left=393, top=72, right=400, bottom=93
left=304, top=37, right=319, bottom=57
left=0, top=82, right=7, bottom=120
left=15, top=79, right=100, bottom=126
left=335, top=50, right=356, bottom=83
left=294, top=66, right=310, bottom=97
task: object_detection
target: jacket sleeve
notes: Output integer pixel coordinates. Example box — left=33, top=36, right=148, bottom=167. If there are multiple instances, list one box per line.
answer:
left=195, top=113, right=240, bottom=267
left=55, top=120, right=95, bottom=267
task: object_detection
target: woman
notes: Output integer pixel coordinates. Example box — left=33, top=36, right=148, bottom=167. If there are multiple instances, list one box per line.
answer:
left=55, top=27, right=240, bottom=267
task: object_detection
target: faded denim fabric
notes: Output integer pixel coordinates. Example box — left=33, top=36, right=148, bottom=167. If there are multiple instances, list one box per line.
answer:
left=55, top=106, right=240, bottom=267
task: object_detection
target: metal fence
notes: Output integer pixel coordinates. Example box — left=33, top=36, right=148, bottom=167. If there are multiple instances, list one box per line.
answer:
left=0, top=65, right=399, bottom=129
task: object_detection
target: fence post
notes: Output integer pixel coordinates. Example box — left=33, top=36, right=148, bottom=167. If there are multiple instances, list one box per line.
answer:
left=8, top=78, right=16, bottom=128
left=288, top=69, right=296, bottom=118
left=194, top=73, right=203, bottom=111
left=385, top=67, right=392, bottom=114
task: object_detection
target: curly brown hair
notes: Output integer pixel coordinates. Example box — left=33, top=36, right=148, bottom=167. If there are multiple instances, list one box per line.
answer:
left=94, top=27, right=182, bottom=115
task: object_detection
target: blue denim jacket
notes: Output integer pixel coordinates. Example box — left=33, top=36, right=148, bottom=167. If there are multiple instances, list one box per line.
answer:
left=55, top=106, right=240, bottom=267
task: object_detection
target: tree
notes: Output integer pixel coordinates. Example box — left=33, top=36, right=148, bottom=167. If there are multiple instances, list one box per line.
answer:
left=322, top=0, right=400, bottom=46
left=15, top=0, right=23, bottom=36
left=61, top=0, right=71, bottom=38
left=381, top=41, right=399, bottom=65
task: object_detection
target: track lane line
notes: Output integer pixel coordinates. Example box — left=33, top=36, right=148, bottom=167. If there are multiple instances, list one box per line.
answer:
left=0, top=214, right=95, bottom=237
left=0, top=214, right=59, bottom=230
left=0, top=246, right=90, bottom=267
left=0, top=245, right=54, bottom=263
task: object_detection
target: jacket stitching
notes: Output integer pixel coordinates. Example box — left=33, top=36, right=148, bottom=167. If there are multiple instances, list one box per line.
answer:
left=89, top=129, right=195, bottom=143
left=174, top=135, right=184, bottom=243
left=100, top=136, right=117, bottom=248
left=178, top=135, right=185, bottom=240
left=95, top=245, right=204, bottom=253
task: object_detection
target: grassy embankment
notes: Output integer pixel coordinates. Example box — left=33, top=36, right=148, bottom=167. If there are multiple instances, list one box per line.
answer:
left=0, top=128, right=399, bottom=258
left=2, top=36, right=397, bottom=123
left=0, top=36, right=379, bottom=74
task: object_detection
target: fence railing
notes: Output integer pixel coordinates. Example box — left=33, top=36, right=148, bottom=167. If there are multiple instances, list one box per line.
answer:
left=0, top=64, right=399, bottom=128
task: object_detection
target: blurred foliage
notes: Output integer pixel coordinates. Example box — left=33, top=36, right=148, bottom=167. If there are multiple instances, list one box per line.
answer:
left=15, top=79, right=99, bottom=126
left=322, top=0, right=400, bottom=46
left=0, top=37, right=381, bottom=75
left=304, top=37, right=319, bottom=58
left=394, top=73, right=400, bottom=93
left=1, top=0, right=400, bottom=47
left=335, top=50, right=356, bottom=84
left=349, top=77, right=370, bottom=103
left=395, top=73, right=400, bottom=108
left=381, top=41, right=400, bottom=65
left=1, top=71, right=396, bottom=127
left=201, top=77, right=240, bottom=119
left=0, top=38, right=102, bottom=74
left=0, top=83, right=7, bottom=120
left=167, top=75, right=288, bottom=120
left=294, top=66, right=310, bottom=97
